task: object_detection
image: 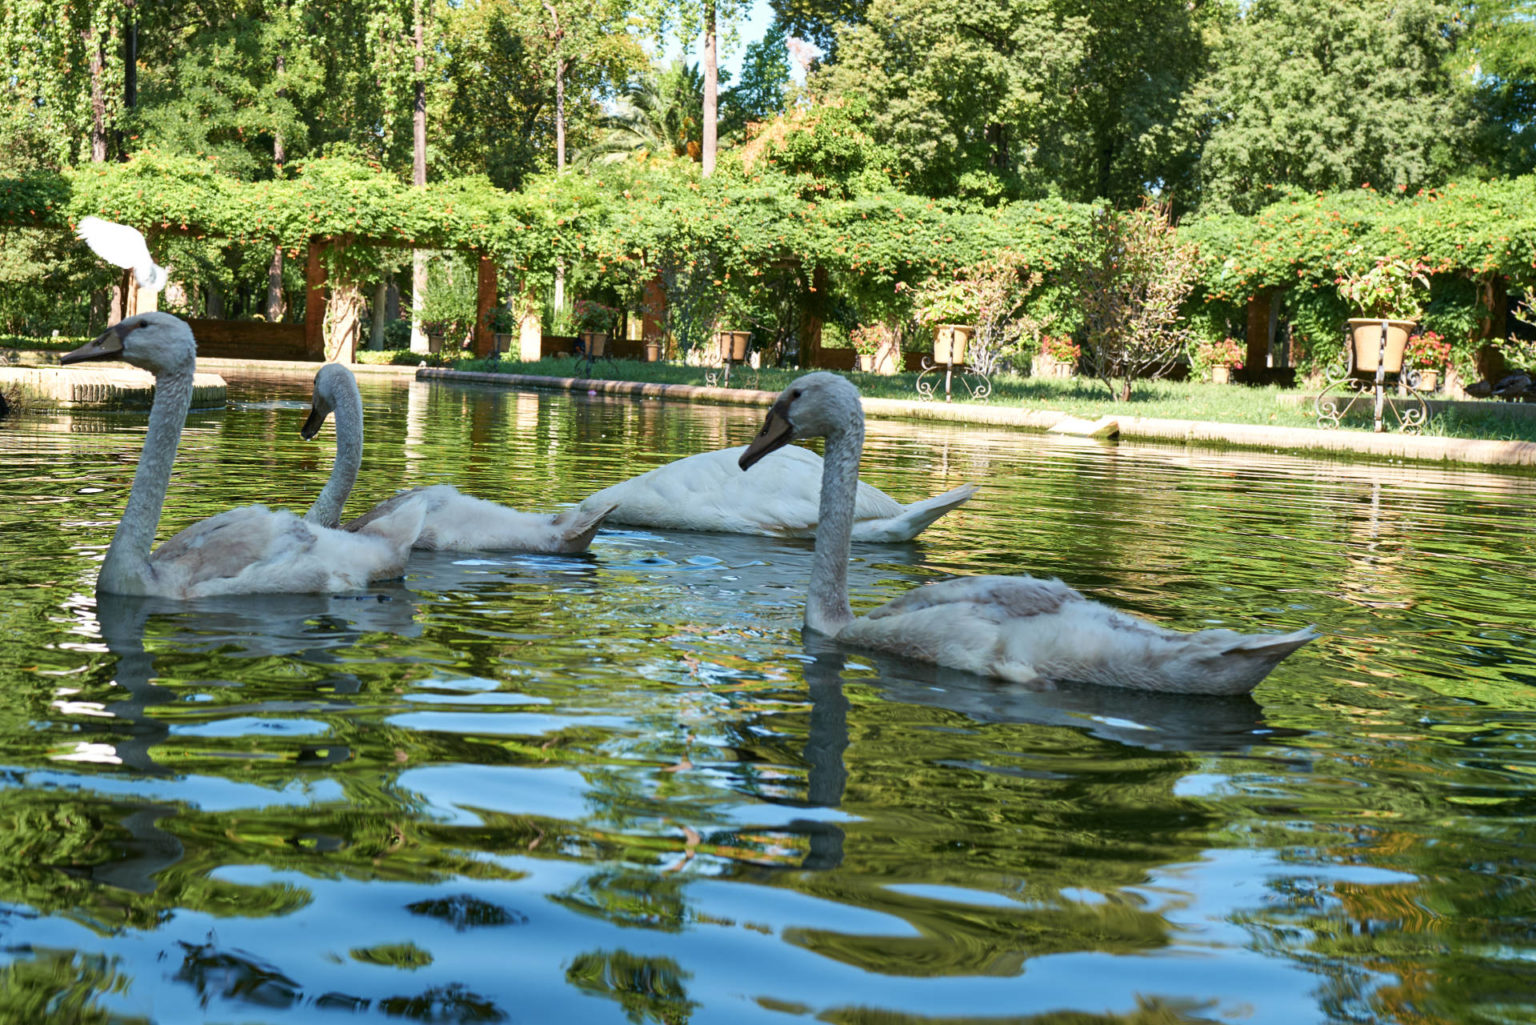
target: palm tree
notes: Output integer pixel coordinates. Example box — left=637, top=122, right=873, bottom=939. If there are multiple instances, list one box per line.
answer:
left=578, top=62, right=704, bottom=165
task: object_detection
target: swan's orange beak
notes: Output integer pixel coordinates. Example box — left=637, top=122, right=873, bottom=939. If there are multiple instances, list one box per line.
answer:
left=740, top=398, right=795, bottom=471
left=61, top=323, right=129, bottom=365
left=300, top=406, right=328, bottom=440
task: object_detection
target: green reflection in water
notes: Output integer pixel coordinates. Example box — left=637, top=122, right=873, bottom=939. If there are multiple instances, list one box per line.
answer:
left=1, top=370, right=1536, bottom=1023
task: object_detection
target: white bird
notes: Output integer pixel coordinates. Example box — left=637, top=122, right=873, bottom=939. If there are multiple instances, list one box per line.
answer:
left=75, top=216, right=170, bottom=292
left=738, top=372, right=1319, bottom=695
left=61, top=314, right=424, bottom=598
left=301, top=362, right=615, bottom=553
left=579, top=445, right=975, bottom=541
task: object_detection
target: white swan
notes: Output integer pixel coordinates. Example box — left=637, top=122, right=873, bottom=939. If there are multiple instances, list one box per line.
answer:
left=61, top=314, right=424, bottom=598
left=301, top=362, right=615, bottom=553
left=578, top=444, right=975, bottom=541
left=76, top=216, right=169, bottom=292
left=739, top=372, right=1319, bottom=695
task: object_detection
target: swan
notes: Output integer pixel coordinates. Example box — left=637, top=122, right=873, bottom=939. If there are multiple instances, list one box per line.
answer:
left=739, top=372, right=1319, bottom=695
left=61, top=314, right=424, bottom=598
left=301, top=362, right=614, bottom=552
left=76, top=216, right=169, bottom=292
left=578, top=444, right=976, bottom=541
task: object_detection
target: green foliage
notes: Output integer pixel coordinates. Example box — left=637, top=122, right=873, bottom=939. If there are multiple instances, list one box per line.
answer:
left=1192, top=0, right=1470, bottom=214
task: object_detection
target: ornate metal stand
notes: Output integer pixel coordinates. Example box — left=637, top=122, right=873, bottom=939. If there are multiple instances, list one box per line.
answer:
left=705, top=358, right=746, bottom=388
left=1314, top=320, right=1429, bottom=433
left=916, top=358, right=992, bottom=402
left=574, top=339, right=615, bottom=378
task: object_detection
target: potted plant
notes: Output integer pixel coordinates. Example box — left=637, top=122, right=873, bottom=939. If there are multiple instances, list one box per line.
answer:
left=1336, top=256, right=1431, bottom=374
left=1193, top=336, right=1244, bottom=384
left=573, top=299, right=618, bottom=357
left=643, top=336, right=664, bottom=362
left=1406, top=329, right=1450, bottom=391
left=910, top=277, right=976, bottom=365
left=713, top=328, right=751, bottom=363
left=1032, top=334, right=1080, bottom=378
left=850, top=324, right=895, bottom=373
left=489, top=308, right=517, bottom=354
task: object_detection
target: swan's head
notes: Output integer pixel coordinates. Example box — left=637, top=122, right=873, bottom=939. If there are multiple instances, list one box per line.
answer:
left=60, top=312, right=195, bottom=373
left=739, top=372, right=862, bottom=471
left=302, top=362, right=357, bottom=440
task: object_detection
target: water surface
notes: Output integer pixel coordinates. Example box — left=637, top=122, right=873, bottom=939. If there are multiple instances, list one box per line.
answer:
left=2, top=371, right=1534, bottom=1024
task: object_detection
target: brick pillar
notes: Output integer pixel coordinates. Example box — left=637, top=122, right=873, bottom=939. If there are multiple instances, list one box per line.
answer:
left=474, top=254, right=497, bottom=357
left=799, top=266, right=827, bottom=368
left=305, top=240, right=327, bottom=359
left=641, top=274, right=666, bottom=351
left=1245, top=289, right=1272, bottom=379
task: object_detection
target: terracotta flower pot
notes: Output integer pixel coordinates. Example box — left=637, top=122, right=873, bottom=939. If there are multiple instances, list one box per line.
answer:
left=643, top=339, right=663, bottom=362
left=715, top=329, right=751, bottom=363
left=1211, top=365, right=1231, bottom=384
left=580, top=331, right=609, bottom=357
left=1349, top=318, right=1414, bottom=374
left=933, top=324, right=972, bottom=365
left=1418, top=369, right=1439, bottom=392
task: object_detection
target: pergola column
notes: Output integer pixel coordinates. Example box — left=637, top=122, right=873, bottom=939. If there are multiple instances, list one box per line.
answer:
left=1245, top=288, right=1273, bottom=379
left=798, top=266, right=828, bottom=368
left=473, top=254, right=496, bottom=357
left=305, top=239, right=326, bottom=359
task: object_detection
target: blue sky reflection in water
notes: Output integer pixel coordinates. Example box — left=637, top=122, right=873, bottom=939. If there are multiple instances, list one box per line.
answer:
left=2, top=370, right=1535, bottom=1024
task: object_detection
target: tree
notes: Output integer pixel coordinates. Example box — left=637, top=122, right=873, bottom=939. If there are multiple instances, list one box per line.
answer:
left=579, top=62, right=706, bottom=165
left=1190, top=0, right=1471, bottom=214
left=638, top=0, right=749, bottom=176
left=720, top=19, right=792, bottom=141
left=815, top=0, right=1087, bottom=200
left=1458, top=0, right=1536, bottom=178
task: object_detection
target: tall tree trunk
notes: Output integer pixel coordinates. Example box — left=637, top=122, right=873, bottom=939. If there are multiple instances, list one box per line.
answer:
left=87, top=26, right=107, bottom=162
left=409, top=0, right=430, bottom=353
left=371, top=279, right=388, bottom=349
left=702, top=1, right=717, bottom=177
left=267, top=54, right=287, bottom=322
left=543, top=5, right=568, bottom=312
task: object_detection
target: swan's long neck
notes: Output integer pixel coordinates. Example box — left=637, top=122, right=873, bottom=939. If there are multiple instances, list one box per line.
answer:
left=806, top=417, right=861, bottom=635
left=100, top=362, right=195, bottom=593
left=305, top=380, right=362, bottom=528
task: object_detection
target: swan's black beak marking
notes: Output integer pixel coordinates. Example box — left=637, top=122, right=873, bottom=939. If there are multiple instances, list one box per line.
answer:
left=740, top=397, right=795, bottom=471
left=300, top=406, right=328, bottom=440
left=61, top=321, right=132, bottom=365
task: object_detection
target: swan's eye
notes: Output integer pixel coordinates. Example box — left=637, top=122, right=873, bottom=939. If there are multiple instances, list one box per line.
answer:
left=789, top=389, right=802, bottom=401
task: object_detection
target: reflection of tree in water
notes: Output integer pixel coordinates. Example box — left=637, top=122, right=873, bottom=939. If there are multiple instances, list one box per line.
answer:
left=0, top=949, right=149, bottom=1025
left=566, top=949, right=697, bottom=1025
left=813, top=994, right=1226, bottom=1024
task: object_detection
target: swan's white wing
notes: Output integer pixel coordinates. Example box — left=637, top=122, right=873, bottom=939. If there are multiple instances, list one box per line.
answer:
left=345, top=484, right=609, bottom=553
left=582, top=445, right=907, bottom=537
left=76, top=216, right=168, bottom=291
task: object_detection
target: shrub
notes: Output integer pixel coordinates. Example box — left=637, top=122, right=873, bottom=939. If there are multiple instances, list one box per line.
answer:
left=1078, top=200, right=1198, bottom=401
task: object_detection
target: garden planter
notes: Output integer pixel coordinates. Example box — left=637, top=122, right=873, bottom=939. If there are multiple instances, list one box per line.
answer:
left=858, top=354, right=879, bottom=372
left=1349, top=318, right=1414, bottom=374
left=1418, top=369, right=1439, bottom=391
left=643, top=339, right=663, bottom=362
left=1031, top=354, right=1075, bottom=379
left=580, top=331, right=609, bottom=357
left=1211, top=365, right=1231, bottom=384
left=932, top=324, right=972, bottom=365
left=715, top=330, right=751, bottom=363
left=426, top=330, right=443, bottom=354
left=492, top=332, right=514, bottom=354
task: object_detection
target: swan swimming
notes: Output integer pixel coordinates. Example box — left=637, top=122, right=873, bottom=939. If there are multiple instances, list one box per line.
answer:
left=579, top=444, right=975, bottom=541
left=738, top=372, right=1319, bottom=695
left=301, top=362, right=614, bottom=552
left=61, top=314, right=423, bottom=598
left=76, top=216, right=169, bottom=292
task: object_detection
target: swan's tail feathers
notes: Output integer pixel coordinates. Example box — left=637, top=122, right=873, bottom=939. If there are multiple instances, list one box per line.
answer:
left=1222, top=625, right=1320, bottom=661
left=864, top=484, right=978, bottom=542
left=353, top=496, right=427, bottom=579
left=550, top=501, right=618, bottom=553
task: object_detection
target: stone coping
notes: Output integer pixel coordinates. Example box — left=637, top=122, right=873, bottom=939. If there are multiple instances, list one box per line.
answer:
left=0, top=365, right=226, bottom=410
left=415, top=367, right=1536, bottom=469
left=194, top=356, right=418, bottom=377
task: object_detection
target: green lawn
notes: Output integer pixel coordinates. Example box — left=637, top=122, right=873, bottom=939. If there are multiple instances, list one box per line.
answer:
left=362, top=350, right=1536, bottom=443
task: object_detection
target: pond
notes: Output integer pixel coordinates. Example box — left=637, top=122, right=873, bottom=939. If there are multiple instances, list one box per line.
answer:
left=2, top=370, right=1535, bottom=1024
